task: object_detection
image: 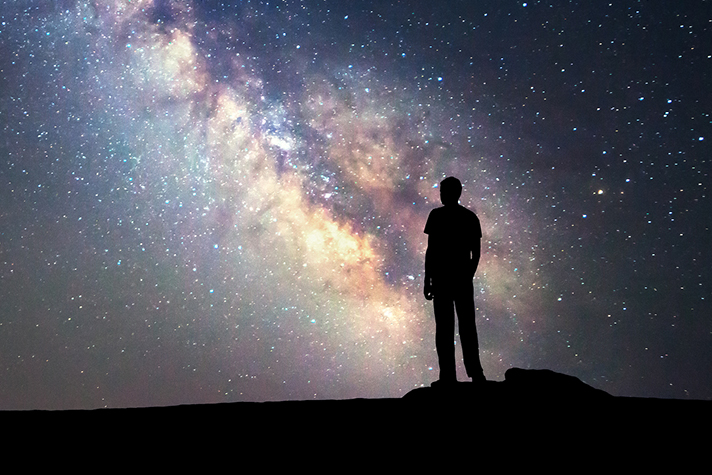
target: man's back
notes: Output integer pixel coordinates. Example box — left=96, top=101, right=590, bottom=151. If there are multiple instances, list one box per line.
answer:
left=424, top=203, right=481, bottom=280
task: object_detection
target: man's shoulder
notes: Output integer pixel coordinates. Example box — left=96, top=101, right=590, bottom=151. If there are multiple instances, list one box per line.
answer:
left=454, top=204, right=480, bottom=223
left=458, top=204, right=478, bottom=216
left=425, top=205, right=480, bottom=233
left=427, top=206, right=447, bottom=217
left=456, top=205, right=482, bottom=237
left=424, top=207, right=442, bottom=234
left=427, top=204, right=480, bottom=220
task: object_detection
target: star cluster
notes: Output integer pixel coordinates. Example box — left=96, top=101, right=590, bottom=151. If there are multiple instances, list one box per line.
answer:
left=0, top=0, right=710, bottom=408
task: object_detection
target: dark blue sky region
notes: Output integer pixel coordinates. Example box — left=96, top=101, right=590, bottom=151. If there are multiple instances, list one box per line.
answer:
left=0, top=0, right=710, bottom=409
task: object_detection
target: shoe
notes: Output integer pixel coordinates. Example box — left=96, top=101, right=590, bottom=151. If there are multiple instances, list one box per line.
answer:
left=431, top=378, right=458, bottom=388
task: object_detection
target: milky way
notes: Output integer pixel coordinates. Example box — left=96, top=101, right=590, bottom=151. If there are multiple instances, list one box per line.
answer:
left=1, top=0, right=710, bottom=409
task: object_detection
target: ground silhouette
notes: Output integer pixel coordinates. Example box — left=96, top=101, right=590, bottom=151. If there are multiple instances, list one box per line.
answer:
left=1, top=367, right=710, bottom=461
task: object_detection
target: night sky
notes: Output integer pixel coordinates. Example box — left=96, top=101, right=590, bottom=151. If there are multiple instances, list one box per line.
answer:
left=1, top=0, right=710, bottom=409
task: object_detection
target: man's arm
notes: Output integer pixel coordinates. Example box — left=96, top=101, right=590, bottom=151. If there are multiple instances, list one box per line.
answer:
left=424, top=234, right=434, bottom=300
left=470, top=238, right=481, bottom=278
left=425, top=234, right=434, bottom=276
left=470, top=213, right=482, bottom=278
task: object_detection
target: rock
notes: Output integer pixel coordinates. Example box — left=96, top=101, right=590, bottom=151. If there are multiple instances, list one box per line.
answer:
left=402, top=367, right=612, bottom=404
left=502, top=367, right=613, bottom=400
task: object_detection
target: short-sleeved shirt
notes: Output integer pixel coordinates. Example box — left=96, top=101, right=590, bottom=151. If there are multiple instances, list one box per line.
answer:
left=424, top=204, right=481, bottom=279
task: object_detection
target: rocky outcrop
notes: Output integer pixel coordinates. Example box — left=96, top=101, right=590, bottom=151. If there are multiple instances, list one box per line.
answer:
left=403, top=367, right=613, bottom=403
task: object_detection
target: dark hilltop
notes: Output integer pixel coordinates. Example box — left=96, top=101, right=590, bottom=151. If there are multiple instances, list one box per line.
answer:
left=4, top=367, right=709, bottom=458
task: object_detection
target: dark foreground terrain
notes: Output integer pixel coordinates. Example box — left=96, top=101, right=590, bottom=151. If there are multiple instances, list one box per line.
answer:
left=3, top=368, right=709, bottom=463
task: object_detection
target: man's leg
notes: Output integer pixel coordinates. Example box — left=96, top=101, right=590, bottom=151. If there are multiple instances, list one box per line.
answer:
left=455, top=283, right=485, bottom=381
left=433, top=294, right=457, bottom=382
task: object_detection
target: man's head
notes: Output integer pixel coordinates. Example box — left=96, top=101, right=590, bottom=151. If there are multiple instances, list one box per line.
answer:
left=439, top=176, right=462, bottom=206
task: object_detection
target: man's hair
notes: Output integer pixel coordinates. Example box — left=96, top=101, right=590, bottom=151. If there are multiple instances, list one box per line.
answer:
left=440, top=176, right=462, bottom=199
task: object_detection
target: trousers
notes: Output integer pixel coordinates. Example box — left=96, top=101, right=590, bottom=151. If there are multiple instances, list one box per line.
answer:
left=433, top=280, right=483, bottom=381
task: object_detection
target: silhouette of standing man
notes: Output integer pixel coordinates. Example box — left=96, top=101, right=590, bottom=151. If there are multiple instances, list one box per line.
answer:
left=424, top=176, right=486, bottom=386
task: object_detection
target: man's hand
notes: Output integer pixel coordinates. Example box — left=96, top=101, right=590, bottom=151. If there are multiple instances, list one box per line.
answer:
left=424, top=274, right=434, bottom=301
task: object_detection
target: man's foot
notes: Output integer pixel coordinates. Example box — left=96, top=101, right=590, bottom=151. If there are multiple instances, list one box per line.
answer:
left=431, top=378, right=458, bottom=388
